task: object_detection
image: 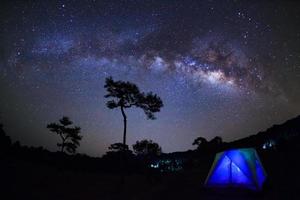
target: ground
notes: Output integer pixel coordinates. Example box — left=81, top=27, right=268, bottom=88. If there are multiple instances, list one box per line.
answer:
left=2, top=154, right=299, bottom=200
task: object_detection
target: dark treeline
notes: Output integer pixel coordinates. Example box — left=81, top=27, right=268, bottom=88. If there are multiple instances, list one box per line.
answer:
left=1, top=115, right=300, bottom=174
left=1, top=115, right=300, bottom=200
left=0, top=124, right=163, bottom=174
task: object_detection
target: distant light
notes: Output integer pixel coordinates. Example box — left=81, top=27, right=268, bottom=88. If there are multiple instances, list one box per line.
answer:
left=262, top=140, right=276, bottom=150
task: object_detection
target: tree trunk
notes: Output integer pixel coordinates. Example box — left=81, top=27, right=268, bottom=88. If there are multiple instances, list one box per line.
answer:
left=60, top=134, right=65, bottom=153
left=120, top=106, right=127, bottom=146
left=120, top=106, right=127, bottom=184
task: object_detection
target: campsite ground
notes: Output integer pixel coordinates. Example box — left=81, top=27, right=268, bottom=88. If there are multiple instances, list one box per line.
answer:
left=3, top=152, right=299, bottom=200
left=2, top=161, right=260, bottom=200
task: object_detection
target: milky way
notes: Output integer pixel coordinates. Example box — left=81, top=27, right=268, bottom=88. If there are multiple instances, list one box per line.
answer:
left=1, top=0, right=300, bottom=156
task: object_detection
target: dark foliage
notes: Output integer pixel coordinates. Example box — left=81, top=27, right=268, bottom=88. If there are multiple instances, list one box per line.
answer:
left=133, top=139, right=162, bottom=157
left=192, top=136, right=224, bottom=155
left=47, top=116, right=82, bottom=154
left=192, top=137, right=208, bottom=148
left=108, top=142, right=129, bottom=152
left=0, top=124, right=11, bottom=156
left=104, top=77, right=163, bottom=120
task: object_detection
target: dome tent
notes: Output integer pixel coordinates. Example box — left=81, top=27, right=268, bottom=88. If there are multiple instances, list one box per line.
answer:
left=205, top=148, right=267, bottom=190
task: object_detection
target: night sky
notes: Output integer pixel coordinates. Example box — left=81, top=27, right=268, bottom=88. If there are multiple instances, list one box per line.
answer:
left=1, top=0, right=300, bottom=156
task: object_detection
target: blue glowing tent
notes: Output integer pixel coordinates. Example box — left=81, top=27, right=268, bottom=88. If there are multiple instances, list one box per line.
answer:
left=205, top=148, right=267, bottom=190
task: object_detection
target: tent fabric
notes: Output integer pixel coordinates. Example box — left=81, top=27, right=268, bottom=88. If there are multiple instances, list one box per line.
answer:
left=205, top=148, right=267, bottom=190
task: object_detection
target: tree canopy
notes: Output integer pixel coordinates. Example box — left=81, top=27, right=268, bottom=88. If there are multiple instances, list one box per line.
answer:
left=193, top=136, right=223, bottom=152
left=132, top=139, right=162, bottom=157
left=104, top=76, right=163, bottom=120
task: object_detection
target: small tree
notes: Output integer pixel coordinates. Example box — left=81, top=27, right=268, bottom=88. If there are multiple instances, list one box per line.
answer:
left=208, top=136, right=223, bottom=152
left=104, top=77, right=163, bottom=148
left=209, top=136, right=223, bottom=145
left=47, top=116, right=82, bottom=154
left=133, top=139, right=162, bottom=157
left=193, top=136, right=223, bottom=153
left=192, top=137, right=208, bottom=150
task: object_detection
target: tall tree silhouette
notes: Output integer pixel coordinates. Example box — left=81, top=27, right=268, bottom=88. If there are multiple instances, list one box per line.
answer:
left=104, top=76, right=163, bottom=148
left=47, top=116, right=82, bottom=154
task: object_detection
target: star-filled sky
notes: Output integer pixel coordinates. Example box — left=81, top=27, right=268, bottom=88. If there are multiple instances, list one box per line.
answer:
left=1, top=0, right=300, bottom=156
